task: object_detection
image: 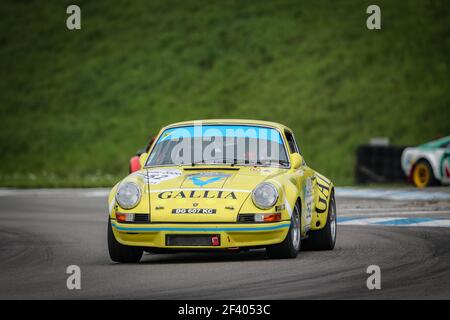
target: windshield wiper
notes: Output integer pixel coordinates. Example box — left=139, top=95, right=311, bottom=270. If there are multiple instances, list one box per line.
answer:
left=188, top=159, right=228, bottom=166
left=221, top=158, right=238, bottom=166
left=191, top=160, right=205, bottom=166
left=257, top=159, right=290, bottom=167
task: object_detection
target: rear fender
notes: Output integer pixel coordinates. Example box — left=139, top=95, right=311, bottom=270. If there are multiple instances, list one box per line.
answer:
left=311, top=173, right=334, bottom=231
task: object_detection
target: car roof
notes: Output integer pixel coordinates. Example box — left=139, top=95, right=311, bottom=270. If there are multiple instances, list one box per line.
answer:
left=161, top=119, right=293, bottom=132
left=419, top=135, right=450, bottom=148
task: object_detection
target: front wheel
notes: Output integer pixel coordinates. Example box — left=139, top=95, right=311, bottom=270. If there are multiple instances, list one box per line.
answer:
left=301, top=190, right=337, bottom=251
left=108, top=219, right=143, bottom=263
left=266, top=202, right=301, bottom=259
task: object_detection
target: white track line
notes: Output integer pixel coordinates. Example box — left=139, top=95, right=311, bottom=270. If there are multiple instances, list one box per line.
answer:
left=338, top=217, right=450, bottom=228
left=339, top=210, right=450, bottom=217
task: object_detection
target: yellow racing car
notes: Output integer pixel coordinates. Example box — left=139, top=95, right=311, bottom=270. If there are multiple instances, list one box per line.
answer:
left=108, top=120, right=336, bottom=262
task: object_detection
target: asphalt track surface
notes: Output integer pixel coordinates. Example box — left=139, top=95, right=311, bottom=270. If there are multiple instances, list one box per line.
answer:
left=0, top=187, right=449, bottom=299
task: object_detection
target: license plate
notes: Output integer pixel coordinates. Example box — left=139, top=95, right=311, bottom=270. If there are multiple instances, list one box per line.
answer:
left=172, top=208, right=216, bottom=214
left=166, top=234, right=221, bottom=246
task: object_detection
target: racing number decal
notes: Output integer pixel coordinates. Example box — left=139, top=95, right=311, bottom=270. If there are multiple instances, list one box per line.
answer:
left=315, top=174, right=331, bottom=214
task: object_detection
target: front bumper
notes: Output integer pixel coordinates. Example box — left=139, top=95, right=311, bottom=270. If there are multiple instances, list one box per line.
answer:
left=110, top=219, right=290, bottom=249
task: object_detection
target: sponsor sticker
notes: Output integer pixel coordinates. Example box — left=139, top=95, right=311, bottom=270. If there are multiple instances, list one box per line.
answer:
left=147, top=169, right=182, bottom=185
left=315, top=173, right=331, bottom=214
left=304, top=177, right=313, bottom=221
left=158, top=190, right=237, bottom=199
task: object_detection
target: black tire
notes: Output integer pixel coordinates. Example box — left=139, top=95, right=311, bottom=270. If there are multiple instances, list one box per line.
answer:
left=301, top=190, right=337, bottom=251
left=266, top=202, right=301, bottom=259
left=108, top=219, right=143, bottom=263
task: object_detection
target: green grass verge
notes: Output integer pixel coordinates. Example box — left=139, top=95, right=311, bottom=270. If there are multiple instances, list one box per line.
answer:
left=0, top=0, right=449, bottom=187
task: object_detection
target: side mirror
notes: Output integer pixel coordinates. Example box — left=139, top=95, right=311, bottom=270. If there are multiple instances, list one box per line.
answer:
left=290, top=153, right=303, bottom=170
left=139, top=152, right=148, bottom=168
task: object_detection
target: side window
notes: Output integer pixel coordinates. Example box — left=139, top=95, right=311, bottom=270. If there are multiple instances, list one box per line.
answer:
left=441, top=142, right=450, bottom=149
left=285, top=130, right=306, bottom=165
left=284, top=130, right=300, bottom=154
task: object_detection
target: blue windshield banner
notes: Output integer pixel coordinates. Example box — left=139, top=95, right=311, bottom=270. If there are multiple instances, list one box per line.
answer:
left=157, top=125, right=283, bottom=144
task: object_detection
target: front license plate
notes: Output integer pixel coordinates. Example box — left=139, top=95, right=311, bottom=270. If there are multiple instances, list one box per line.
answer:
left=172, top=208, right=216, bottom=214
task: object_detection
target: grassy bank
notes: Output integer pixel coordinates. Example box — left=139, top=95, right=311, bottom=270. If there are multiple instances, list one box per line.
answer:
left=0, top=0, right=449, bottom=187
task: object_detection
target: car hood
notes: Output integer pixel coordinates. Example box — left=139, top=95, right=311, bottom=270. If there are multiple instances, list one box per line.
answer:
left=138, top=166, right=285, bottom=222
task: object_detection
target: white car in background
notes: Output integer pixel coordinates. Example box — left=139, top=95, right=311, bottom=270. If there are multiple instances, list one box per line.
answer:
left=401, top=136, right=450, bottom=188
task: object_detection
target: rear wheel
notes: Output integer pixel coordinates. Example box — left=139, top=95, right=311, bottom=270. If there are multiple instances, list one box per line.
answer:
left=108, top=219, right=143, bottom=263
left=266, top=202, right=301, bottom=259
left=301, top=190, right=337, bottom=251
left=412, top=160, right=438, bottom=188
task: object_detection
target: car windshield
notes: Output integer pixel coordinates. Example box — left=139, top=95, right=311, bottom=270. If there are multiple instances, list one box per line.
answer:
left=146, top=124, right=290, bottom=168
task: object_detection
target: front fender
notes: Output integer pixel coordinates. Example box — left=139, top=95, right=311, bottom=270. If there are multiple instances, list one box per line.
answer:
left=108, top=170, right=150, bottom=219
left=270, top=174, right=302, bottom=220
left=238, top=175, right=300, bottom=223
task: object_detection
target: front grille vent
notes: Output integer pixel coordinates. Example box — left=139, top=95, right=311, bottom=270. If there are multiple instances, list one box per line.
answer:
left=238, top=214, right=255, bottom=223
left=134, top=213, right=150, bottom=223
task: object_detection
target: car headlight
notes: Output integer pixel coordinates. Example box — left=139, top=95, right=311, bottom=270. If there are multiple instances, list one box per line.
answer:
left=116, top=182, right=141, bottom=209
left=252, top=182, right=278, bottom=209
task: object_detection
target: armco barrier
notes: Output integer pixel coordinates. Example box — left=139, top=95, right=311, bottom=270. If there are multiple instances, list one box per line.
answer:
left=355, top=145, right=409, bottom=184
